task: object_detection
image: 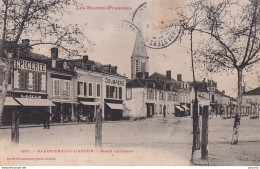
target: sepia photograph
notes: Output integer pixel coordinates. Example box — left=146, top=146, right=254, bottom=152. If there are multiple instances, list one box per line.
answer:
left=0, top=0, right=260, bottom=167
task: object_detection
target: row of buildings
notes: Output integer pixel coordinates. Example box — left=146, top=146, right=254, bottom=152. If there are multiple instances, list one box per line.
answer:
left=1, top=39, right=127, bottom=125
left=1, top=34, right=259, bottom=125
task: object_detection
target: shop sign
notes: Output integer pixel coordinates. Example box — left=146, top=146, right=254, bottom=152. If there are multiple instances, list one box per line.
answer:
left=14, top=59, right=46, bottom=72
left=21, top=94, right=42, bottom=99
left=105, top=77, right=124, bottom=86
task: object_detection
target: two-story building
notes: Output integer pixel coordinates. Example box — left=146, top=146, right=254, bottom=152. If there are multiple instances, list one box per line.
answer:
left=45, top=48, right=77, bottom=123
left=2, top=40, right=54, bottom=125
left=67, top=55, right=126, bottom=121
left=125, top=75, right=180, bottom=119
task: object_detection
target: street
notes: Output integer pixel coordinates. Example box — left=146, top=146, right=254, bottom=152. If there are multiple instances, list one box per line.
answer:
left=0, top=116, right=259, bottom=166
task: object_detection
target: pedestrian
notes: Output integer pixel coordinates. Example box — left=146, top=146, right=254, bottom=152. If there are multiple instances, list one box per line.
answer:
left=43, top=110, right=51, bottom=129
left=163, top=105, right=166, bottom=118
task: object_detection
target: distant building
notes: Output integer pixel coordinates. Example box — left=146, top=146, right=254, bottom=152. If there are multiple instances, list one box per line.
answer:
left=189, top=79, right=210, bottom=116
left=242, top=87, right=260, bottom=115
left=125, top=34, right=190, bottom=119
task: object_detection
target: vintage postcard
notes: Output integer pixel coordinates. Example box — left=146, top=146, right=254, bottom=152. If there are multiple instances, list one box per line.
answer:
left=0, top=0, right=260, bottom=167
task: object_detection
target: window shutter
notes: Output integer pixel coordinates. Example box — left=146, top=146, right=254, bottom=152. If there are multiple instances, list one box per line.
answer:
left=84, top=82, right=87, bottom=96
left=77, top=82, right=80, bottom=95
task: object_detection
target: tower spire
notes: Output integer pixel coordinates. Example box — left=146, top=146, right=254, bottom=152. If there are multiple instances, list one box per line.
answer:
left=132, top=33, right=148, bottom=57
left=131, top=33, right=149, bottom=80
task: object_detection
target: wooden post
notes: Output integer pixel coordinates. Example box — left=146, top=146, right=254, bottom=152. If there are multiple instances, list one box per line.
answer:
left=95, top=106, right=102, bottom=148
left=11, top=108, right=19, bottom=143
left=201, top=106, right=209, bottom=159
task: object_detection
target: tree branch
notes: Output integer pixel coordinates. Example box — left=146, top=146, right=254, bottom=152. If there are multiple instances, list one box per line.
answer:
left=14, top=0, right=34, bottom=43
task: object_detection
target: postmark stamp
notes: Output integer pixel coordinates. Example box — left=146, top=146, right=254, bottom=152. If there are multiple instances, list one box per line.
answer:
left=123, top=2, right=183, bottom=49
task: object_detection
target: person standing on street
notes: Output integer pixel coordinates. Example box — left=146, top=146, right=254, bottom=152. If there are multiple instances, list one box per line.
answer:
left=43, top=110, right=51, bottom=129
left=163, top=105, right=166, bottom=118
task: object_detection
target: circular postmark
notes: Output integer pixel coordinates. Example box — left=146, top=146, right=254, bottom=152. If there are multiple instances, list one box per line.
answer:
left=123, top=1, right=183, bottom=49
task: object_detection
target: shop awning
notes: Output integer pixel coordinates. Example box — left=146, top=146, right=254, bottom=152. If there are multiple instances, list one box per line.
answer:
left=181, top=105, right=190, bottom=110
left=80, top=101, right=99, bottom=106
left=106, top=103, right=124, bottom=110
left=16, top=98, right=55, bottom=106
left=4, top=97, right=20, bottom=106
left=52, top=100, right=77, bottom=104
left=175, top=106, right=184, bottom=111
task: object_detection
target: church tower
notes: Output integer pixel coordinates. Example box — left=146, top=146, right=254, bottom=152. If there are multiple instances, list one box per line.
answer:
left=131, top=33, right=149, bottom=79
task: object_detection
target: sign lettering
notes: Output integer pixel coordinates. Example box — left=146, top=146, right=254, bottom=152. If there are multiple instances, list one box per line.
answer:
left=14, top=59, right=46, bottom=72
left=105, top=78, right=124, bottom=86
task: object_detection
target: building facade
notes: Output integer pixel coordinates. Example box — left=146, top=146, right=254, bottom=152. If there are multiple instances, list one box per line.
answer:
left=2, top=40, right=55, bottom=125
left=242, top=87, right=260, bottom=116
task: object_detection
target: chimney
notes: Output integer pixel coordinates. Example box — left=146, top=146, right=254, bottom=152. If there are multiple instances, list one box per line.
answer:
left=22, top=39, right=30, bottom=46
left=222, top=90, right=225, bottom=95
left=166, top=71, right=171, bottom=80
left=51, top=48, right=58, bottom=59
left=177, top=74, right=182, bottom=81
left=83, top=55, right=88, bottom=62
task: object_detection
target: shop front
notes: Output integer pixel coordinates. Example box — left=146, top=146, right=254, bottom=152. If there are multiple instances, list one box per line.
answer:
left=102, top=75, right=126, bottom=121
left=146, top=103, right=154, bottom=117
left=77, top=98, right=100, bottom=122
left=51, top=100, right=76, bottom=123
left=13, top=93, right=54, bottom=124
left=9, top=58, right=54, bottom=124
left=2, top=95, right=21, bottom=125
left=175, top=105, right=185, bottom=117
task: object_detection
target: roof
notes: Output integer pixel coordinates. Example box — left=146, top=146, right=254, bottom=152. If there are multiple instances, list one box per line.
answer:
left=126, top=78, right=179, bottom=92
left=190, top=81, right=208, bottom=92
left=148, top=72, right=180, bottom=86
left=132, top=34, right=148, bottom=57
left=243, top=87, right=260, bottom=96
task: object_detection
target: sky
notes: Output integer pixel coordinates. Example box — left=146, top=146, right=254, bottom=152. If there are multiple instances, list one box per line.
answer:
left=32, top=0, right=260, bottom=98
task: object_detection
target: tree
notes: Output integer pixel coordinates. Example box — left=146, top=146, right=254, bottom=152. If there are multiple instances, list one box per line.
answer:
left=191, top=0, right=260, bottom=144
left=0, top=0, right=90, bottom=126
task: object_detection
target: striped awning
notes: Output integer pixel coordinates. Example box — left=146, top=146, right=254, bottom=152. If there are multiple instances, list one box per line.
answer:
left=4, top=97, right=20, bottom=106
left=106, top=103, right=124, bottom=110
left=16, top=98, right=55, bottom=106
left=175, top=106, right=184, bottom=111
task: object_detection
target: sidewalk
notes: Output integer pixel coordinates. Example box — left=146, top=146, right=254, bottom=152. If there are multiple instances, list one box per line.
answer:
left=0, top=119, right=139, bottom=130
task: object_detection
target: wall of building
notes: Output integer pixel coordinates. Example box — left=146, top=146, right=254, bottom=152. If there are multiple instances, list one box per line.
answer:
left=75, top=69, right=103, bottom=103
left=124, top=88, right=146, bottom=119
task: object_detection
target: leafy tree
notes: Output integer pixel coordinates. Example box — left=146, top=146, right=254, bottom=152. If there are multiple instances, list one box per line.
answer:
left=189, top=0, right=260, bottom=144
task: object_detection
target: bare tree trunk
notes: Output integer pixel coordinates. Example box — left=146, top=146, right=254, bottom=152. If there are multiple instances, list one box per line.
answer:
left=95, top=106, right=102, bottom=148
left=190, top=29, right=200, bottom=163
left=0, top=54, right=12, bottom=126
left=231, top=68, right=243, bottom=145
left=201, top=106, right=209, bottom=159
left=11, top=108, right=19, bottom=143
